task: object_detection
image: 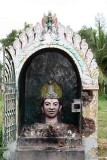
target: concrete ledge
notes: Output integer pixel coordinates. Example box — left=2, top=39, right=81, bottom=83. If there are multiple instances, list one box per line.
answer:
left=98, top=158, right=107, bottom=160
left=15, top=147, right=85, bottom=160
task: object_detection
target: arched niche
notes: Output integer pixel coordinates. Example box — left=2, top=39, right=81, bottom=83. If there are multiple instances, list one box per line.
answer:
left=18, top=47, right=82, bottom=134
left=3, top=13, right=99, bottom=160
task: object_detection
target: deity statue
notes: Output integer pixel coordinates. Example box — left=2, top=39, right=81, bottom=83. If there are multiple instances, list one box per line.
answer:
left=20, top=80, right=79, bottom=141
left=41, top=80, right=62, bottom=124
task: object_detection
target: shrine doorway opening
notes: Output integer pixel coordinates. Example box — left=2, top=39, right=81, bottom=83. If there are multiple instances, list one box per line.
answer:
left=18, top=47, right=82, bottom=135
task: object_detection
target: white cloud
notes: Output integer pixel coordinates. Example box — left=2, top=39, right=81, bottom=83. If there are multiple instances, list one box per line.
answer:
left=0, top=0, right=107, bottom=39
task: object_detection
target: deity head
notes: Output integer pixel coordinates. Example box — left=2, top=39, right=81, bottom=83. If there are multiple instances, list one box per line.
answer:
left=41, top=80, right=62, bottom=124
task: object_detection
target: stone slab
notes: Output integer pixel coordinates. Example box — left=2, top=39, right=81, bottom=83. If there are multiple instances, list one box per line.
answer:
left=15, top=147, right=85, bottom=160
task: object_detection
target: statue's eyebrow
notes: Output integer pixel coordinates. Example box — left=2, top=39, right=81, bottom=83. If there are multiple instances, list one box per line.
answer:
left=53, top=102, right=59, bottom=104
left=44, top=102, right=50, bottom=103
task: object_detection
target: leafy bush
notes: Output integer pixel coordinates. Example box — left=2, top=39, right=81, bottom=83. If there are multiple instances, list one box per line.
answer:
left=0, top=127, right=6, bottom=160
left=0, top=94, right=6, bottom=160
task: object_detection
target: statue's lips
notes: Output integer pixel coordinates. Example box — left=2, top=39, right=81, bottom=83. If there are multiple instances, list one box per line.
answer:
left=48, top=111, right=55, bottom=114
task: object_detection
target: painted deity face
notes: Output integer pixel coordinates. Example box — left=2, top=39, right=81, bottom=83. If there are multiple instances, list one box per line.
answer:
left=42, top=99, right=62, bottom=118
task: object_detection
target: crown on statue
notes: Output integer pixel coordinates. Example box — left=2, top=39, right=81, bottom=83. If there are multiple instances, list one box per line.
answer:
left=41, top=80, right=62, bottom=99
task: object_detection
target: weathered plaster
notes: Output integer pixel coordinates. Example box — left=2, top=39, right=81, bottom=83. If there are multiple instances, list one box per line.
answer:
left=3, top=12, right=99, bottom=160
left=83, top=90, right=98, bottom=123
left=83, top=137, right=98, bottom=160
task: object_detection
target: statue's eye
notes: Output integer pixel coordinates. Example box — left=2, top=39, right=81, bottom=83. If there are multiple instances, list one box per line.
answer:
left=54, top=103, right=58, bottom=106
left=45, top=103, right=50, bottom=106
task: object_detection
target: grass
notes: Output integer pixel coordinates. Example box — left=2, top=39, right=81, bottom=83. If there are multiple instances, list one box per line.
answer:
left=0, top=93, right=3, bottom=159
left=0, top=93, right=2, bottom=144
left=98, top=95, right=107, bottom=157
left=0, top=93, right=6, bottom=160
left=98, top=95, right=107, bottom=139
left=0, top=93, right=2, bottom=131
left=98, top=149, right=107, bottom=157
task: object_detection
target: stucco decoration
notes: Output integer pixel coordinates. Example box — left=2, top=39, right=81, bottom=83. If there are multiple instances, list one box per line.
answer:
left=6, top=12, right=99, bottom=89
left=19, top=31, right=28, bottom=48
left=81, top=90, right=93, bottom=107
left=82, top=117, right=95, bottom=137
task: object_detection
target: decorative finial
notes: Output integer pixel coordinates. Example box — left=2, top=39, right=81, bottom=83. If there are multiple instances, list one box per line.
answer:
left=42, top=11, right=58, bottom=31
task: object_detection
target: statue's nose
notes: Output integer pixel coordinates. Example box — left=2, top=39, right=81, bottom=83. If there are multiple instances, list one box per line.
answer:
left=49, top=104, right=54, bottom=109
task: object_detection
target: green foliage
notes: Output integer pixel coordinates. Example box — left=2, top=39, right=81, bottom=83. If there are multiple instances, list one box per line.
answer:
left=0, top=22, right=31, bottom=49
left=0, top=63, right=3, bottom=83
left=98, top=95, right=107, bottom=139
left=98, top=148, right=107, bottom=157
left=23, top=22, right=31, bottom=29
left=0, top=94, right=2, bottom=128
left=0, top=127, right=5, bottom=160
left=0, top=63, right=2, bottom=70
left=0, top=94, right=2, bottom=146
left=0, top=96, right=6, bottom=160
left=0, top=95, right=6, bottom=160
left=78, top=15, right=107, bottom=95
left=98, top=95, right=107, bottom=156
left=95, top=18, right=107, bottom=93
left=78, top=26, right=97, bottom=52
left=0, top=30, right=19, bottom=48
left=95, top=18, right=107, bottom=72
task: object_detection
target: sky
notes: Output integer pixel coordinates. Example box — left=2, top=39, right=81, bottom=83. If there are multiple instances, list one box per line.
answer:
left=0, top=0, right=107, bottom=61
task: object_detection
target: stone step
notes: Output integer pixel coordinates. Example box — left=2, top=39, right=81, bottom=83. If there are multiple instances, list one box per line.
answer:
left=15, top=147, right=85, bottom=160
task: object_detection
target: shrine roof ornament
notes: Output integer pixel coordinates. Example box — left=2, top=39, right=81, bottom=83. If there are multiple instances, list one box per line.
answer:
left=42, top=11, right=58, bottom=31
left=6, top=12, right=99, bottom=89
